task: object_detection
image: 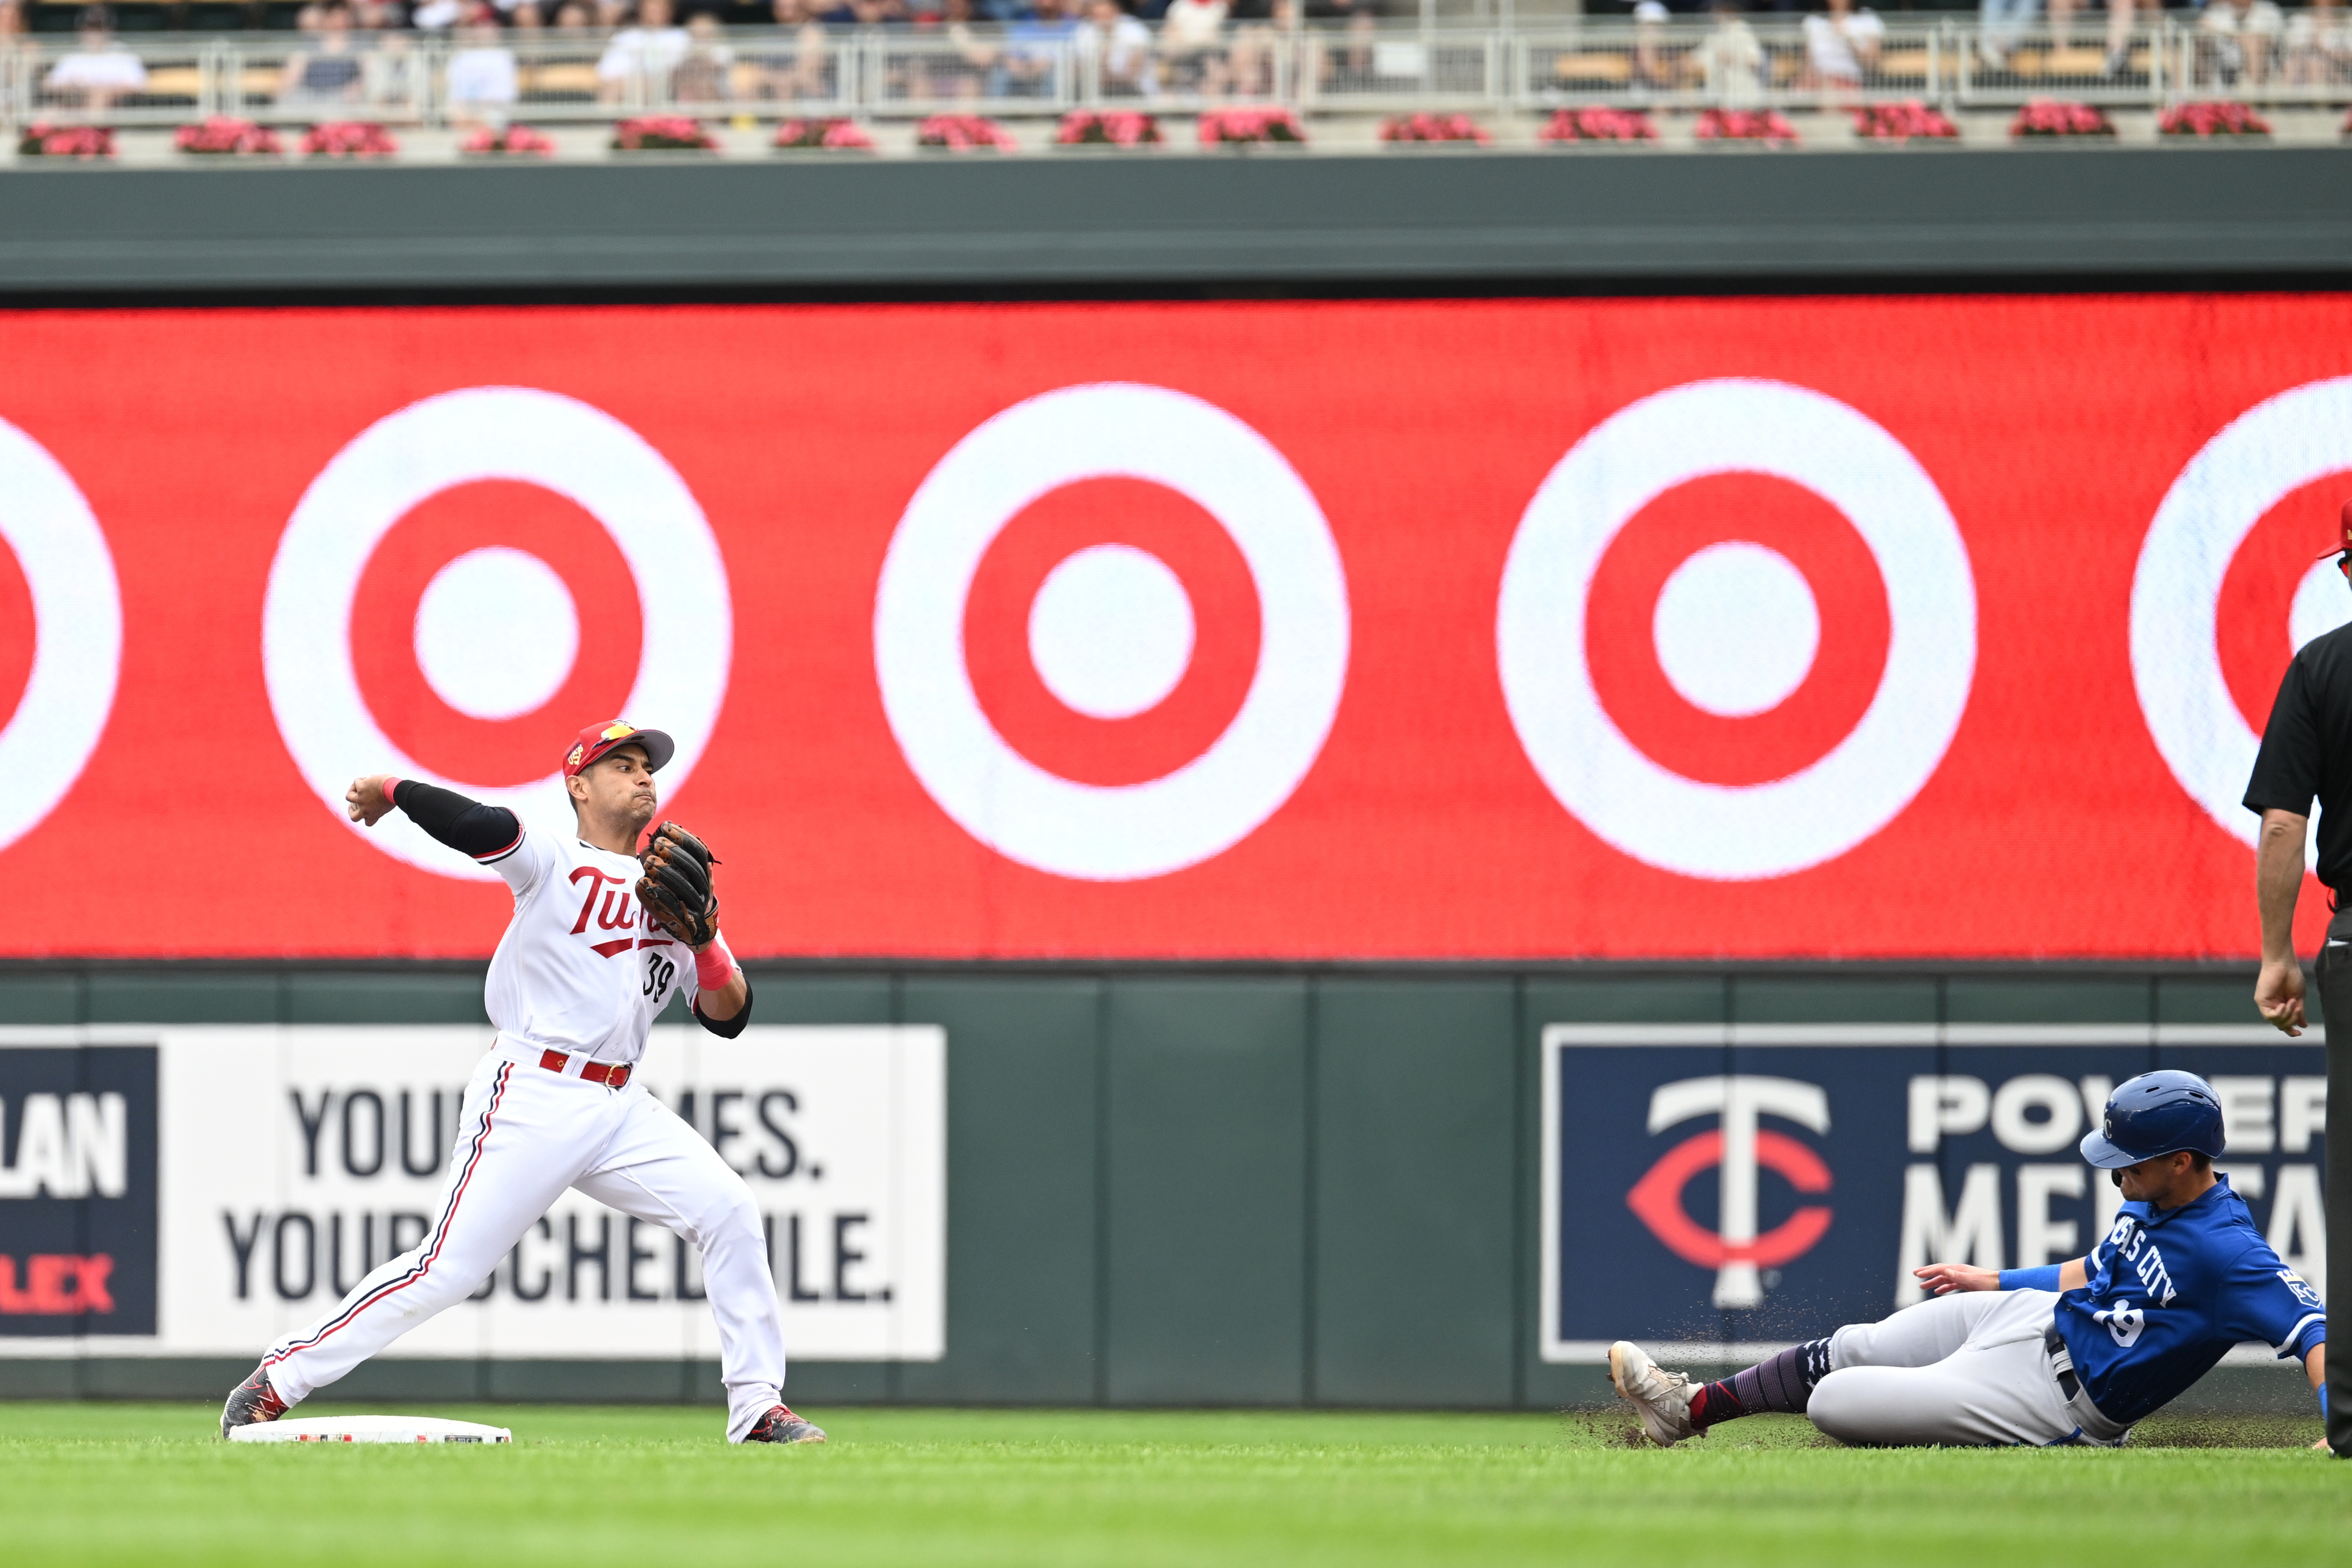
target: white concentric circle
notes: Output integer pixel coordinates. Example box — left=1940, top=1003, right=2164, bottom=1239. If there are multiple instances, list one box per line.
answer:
left=414, top=547, right=581, bottom=721
left=1652, top=541, right=1821, bottom=719
left=263, top=387, right=732, bottom=880
left=2131, top=377, right=2352, bottom=864
left=0, top=419, right=121, bottom=854
left=1028, top=544, right=1197, bottom=721
left=874, top=383, right=1349, bottom=882
left=1497, top=379, right=1977, bottom=881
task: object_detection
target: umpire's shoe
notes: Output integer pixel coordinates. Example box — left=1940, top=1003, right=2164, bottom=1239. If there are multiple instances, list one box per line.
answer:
left=219, top=1364, right=291, bottom=1439
left=743, top=1405, right=826, bottom=1445
left=1609, top=1341, right=1698, bottom=1448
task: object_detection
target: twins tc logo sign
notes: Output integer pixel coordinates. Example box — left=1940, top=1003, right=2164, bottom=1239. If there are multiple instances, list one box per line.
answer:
left=1623, top=1076, right=1835, bottom=1310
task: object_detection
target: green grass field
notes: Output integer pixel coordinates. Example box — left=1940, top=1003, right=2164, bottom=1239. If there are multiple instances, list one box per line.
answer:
left=1, top=1403, right=2344, bottom=1567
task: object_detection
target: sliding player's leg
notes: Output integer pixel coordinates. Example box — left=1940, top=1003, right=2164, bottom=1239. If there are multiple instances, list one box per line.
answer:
left=1614, top=1291, right=2019, bottom=1444
left=1806, top=1327, right=2081, bottom=1446
left=571, top=1090, right=809, bottom=1443
left=258, top=1060, right=591, bottom=1408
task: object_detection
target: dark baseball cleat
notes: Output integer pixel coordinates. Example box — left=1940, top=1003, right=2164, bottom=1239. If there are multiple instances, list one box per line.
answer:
left=743, top=1405, right=826, bottom=1445
left=219, top=1364, right=290, bottom=1439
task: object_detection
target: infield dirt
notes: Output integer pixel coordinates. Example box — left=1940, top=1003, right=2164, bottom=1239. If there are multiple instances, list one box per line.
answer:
left=0, top=1404, right=2341, bottom=1567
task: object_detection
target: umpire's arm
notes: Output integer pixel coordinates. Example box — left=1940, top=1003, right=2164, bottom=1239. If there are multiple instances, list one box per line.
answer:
left=2256, top=808, right=2310, bottom=1036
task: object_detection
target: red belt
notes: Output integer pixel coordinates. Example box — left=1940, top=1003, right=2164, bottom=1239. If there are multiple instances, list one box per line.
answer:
left=539, top=1049, right=632, bottom=1089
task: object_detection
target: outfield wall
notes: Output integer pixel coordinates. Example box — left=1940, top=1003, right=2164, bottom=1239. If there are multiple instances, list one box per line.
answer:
left=0, top=962, right=2324, bottom=1414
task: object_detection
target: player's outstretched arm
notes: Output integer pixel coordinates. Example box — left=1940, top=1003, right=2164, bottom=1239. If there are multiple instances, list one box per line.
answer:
left=346, top=773, right=397, bottom=826
left=1913, top=1257, right=2087, bottom=1295
left=347, top=775, right=526, bottom=866
left=1912, top=1263, right=2000, bottom=1295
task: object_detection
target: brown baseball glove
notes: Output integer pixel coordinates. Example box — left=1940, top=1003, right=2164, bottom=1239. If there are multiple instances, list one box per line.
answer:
left=638, top=822, right=719, bottom=948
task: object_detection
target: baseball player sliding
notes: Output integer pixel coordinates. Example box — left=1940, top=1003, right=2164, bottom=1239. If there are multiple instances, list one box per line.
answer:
left=220, top=721, right=823, bottom=1446
left=1610, top=1071, right=2326, bottom=1448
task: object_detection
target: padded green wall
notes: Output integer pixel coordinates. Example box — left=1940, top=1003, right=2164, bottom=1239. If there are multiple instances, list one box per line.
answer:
left=0, top=962, right=2296, bottom=1409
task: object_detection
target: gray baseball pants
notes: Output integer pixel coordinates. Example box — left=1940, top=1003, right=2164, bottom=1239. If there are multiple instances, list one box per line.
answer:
left=1807, top=1290, right=2130, bottom=1447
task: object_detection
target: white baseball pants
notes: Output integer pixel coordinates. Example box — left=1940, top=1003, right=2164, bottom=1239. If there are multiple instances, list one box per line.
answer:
left=1806, top=1289, right=2128, bottom=1447
left=261, top=1047, right=789, bottom=1441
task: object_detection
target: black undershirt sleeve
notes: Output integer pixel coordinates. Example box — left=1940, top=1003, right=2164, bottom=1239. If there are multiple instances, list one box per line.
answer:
left=694, top=979, right=753, bottom=1040
left=390, top=779, right=525, bottom=861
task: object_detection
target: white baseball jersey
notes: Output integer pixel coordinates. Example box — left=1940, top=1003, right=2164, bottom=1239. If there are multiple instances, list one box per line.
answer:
left=478, top=820, right=700, bottom=1066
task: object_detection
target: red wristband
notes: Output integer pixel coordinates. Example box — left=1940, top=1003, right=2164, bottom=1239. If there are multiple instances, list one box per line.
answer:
left=381, top=776, right=404, bottom=808
left=694, top=933, right=735, bottom=993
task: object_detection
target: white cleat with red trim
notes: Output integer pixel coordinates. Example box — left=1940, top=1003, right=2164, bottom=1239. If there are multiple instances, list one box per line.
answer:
left=1609, top=1341, right=1697, bottom=1448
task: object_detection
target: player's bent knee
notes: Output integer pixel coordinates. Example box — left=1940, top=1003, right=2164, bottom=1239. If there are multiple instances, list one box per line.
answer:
left=1804, top=1368, right=1887, bottom=1445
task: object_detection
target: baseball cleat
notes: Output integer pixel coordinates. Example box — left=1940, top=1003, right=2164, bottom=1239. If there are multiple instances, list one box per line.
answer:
left=1609, top=1341, right=1698, bottom=1447
left=219, top=1364, right=290, bottom=1439
left=743, top=1405, right=826, bottom=1445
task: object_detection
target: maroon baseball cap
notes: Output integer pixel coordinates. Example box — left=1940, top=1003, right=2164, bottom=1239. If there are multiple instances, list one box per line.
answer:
left=562, top=721, right=675, bottom=778
left=2319, top=498, right=2352, bottom=563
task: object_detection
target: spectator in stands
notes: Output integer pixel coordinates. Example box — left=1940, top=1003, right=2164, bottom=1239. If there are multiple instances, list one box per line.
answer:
left=1329, top=0, right=1376, bottom=81
left=1079, top=0, right=1157, bottom=94
left=2286, top=0, right=2352, bottom=82
left=755, top=0, right=832, bottom=97
left=2100, top=0, right=2147, bottom=76
left=357, top=0, right=423, bottom=112
left=920, top=0, right=999, bottom=97
left=552, top=0, right=595, bottom=36
left=1225, top=0, right=1298, bottom=96
left=1975, top=0, right=2031, bottom=68
left=446, top=6, right=519, bottom=126
left=1631, top=0, right=1671, bottom=89
left=1797, top=0, right=1879, bottom=92
left=1003, top=0, right=1076, bottom=92
left=1158, top=0, right=1229, bottom=92
left=821, top=0, right=904, bottom=27
left=1685, top=0, right=1762, bottom=103
left=45, top=6, right=147, bottom=115
left=2198, top=0, right=2283, bottom=84
left=596, top=0, right=688, bottom=100
left=279, top=0, right=368, bottom=106
left=672, top=10, right=734, bottom=98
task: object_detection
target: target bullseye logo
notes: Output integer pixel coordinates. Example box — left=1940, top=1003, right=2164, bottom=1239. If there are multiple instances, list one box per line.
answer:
left=0, top=417, right=121, bottom=854
left=262, top=387, right=731, bottom=880
left=2132, top=376, right=2352, bottom=864
left=874, top=383, right=1349, bottom=882
left=1497, top=379, right=1977, bottom=881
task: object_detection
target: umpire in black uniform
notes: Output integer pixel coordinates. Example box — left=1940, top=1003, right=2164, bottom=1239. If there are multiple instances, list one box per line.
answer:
left=2245, top=500, right=2352, bottom=1457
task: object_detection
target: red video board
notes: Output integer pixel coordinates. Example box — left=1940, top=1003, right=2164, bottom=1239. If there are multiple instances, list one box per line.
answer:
left=5, top=297, right=2352, bottom=960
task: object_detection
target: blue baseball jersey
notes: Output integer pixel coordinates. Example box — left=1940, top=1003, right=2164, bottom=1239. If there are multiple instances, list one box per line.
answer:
left=2053, top=1175, right=2326, bottom=1426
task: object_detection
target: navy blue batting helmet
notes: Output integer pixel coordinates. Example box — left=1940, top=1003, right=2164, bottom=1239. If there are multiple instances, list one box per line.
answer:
left=2078, top=1070, right=2227, bottom=1169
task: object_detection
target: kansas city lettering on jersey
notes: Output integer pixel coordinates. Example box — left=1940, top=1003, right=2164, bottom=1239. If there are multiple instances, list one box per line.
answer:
left=564, top=867, right=671, bottom=958
left=2100, top=1215, right=2179, bottom=1308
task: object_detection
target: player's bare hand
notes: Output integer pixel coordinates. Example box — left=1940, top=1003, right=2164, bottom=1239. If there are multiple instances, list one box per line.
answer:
left=1912, top=1263, right=1999, bottom=1295
left=2256, top=957, right=2307, bottom=1037
left=345, top=774, right=396, bottom=827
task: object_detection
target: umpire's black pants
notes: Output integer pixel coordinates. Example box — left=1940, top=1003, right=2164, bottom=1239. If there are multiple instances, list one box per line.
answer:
left=2316, top=918, right=2352, bottom=1455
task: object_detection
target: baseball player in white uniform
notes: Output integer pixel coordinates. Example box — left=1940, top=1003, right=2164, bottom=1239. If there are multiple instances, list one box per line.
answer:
left=220, top=720, right=824, bottom=1446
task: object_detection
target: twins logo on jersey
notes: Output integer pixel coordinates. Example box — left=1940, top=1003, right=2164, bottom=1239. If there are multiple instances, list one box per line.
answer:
left=563, top=867, right=665, bottom=959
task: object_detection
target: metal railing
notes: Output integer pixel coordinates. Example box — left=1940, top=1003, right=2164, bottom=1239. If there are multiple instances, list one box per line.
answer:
left=3, top=14, right=2347, bottom=132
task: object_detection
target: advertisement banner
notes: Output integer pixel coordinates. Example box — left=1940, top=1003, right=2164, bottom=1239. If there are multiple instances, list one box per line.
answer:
left=0, top=1028, right=946, bottom=1362
left=2, top=298, right=2351, bottom=958
left=1541, top=1025, right=2328, bottom=1362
